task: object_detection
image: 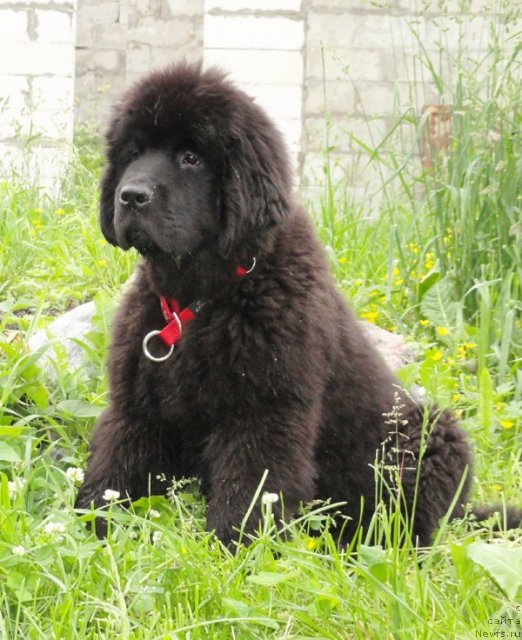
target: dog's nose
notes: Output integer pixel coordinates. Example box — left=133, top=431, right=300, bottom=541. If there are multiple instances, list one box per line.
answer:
left=119, top=184, right=153, bottom=209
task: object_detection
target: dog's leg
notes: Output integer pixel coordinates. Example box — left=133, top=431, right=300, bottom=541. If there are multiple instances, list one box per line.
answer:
left=202, top=417, right=318, bottom=545
left=75, top=407, right=172, bottom=536
left=388, top=405, right=472, bottom=547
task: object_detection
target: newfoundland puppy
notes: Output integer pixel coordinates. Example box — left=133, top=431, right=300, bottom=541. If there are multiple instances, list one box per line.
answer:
left=76, top=62, right=518, bottom=545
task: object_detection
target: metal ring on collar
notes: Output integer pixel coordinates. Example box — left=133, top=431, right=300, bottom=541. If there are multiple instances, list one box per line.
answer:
left=142, top=330, right=175, bottom=362
left=245, top=256, right=256, bottom=274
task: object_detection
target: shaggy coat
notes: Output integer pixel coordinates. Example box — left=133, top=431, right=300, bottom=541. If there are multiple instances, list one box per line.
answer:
left=75, top=63, right=511, bottom=546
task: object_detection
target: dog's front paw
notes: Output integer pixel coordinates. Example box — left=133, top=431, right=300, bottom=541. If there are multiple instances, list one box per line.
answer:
left=74, top=487, right=111, bottom=538
left=206, top=503, right=244, bottom=547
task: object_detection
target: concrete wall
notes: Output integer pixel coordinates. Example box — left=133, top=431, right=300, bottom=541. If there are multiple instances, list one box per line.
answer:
left=75, top=0, right=204, bottom=122
left=301, top=0, right=518, bottom=201
left=0, top=0, right=76, bottom=192
left=202, top=0, right=519, bottom=201
left=204, top=0, right=305, bottom=180
left=1, top=0, right=518, bottom=196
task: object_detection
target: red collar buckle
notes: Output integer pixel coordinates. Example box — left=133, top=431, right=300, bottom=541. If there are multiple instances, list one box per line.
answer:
left=142, top=258, right=256, bottom=362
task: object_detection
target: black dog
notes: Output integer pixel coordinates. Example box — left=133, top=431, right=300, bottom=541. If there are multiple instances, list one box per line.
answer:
left=76, top=62, right=519, bottom=545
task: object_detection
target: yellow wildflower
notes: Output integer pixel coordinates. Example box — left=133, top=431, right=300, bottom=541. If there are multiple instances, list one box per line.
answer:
left=490, top=483, right=502, bottom=493
left=500, top=419, right=514, bottom=430
left=452, top=393, right=460, bottom=402
left=431, top=350, right=443, bottom=361
left=338, top=256, right=348, bottom=264
left=408, top=243, right=420, bottom=254
left=55, top=208, right=65, bottom=216
left=419, top=319, right=430, bottom=327
left=97, top=259, right=106, bottom=267
left=306, top=538, right=317, bottom=551
left=361, top=310, right=379, bottom=324
left=392, top=267, right=400, bottom=277
left=436, top=326, right=449, bottom=336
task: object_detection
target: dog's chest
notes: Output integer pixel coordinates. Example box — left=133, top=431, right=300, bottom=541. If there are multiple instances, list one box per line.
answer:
left=136, top=312, right=232, bottom=421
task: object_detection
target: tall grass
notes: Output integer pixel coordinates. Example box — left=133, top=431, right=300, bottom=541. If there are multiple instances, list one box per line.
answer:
left=0, top=128, right=135, bottom=313
left=415, top=12, right=521, bottom=324
left=316, top=0, right=521, bottom=379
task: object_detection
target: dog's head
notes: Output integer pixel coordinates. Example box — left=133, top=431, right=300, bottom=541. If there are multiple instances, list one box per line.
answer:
left=100, top=62, right=292, bottom=259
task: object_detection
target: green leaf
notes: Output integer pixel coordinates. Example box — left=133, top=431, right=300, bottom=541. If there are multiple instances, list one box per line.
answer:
left=466, top=541, right=522, bottom=600
left=222, top=597, right=252, bottom=617
left=26, top=384, right=48, bottom=410
left=420, top=276, right=459, bottom=328
left=417, top=270, right=441, bottom=301
left=247, top=571, right=296, bottom=586
left=0, top=441, right=20, bottom=463
left=0, top=426, right=25, bottom=437
left=313, top=593, right=341, bottom=618
left=358, top=545, right=389, bottom=583
left=56, top=400, right=103, bottom=419
left=131, top=592, right=156, bottom=616
left=359, top=544, right=386, bottom=565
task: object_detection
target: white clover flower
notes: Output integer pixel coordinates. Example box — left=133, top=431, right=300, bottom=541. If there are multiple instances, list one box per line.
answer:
left=12, top=545, right=26, bottom=557
left=102, top=489, right=120, bottom=502
left=152, top=531, right=163, bottom=545
left=65, top=467, right=85, bottom=484
left=43, top=521, right=66, bottom=543
left=148, top=509, right=161, bottom=519
left=8, top=478, right=26, bottom=499
left=262, top=492, right=279, bottom=505
left=412, top=385, right=426, bottom=402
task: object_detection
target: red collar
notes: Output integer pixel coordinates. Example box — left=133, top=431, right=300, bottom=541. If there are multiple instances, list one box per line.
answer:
left=142, top=258, right=256, bottom=362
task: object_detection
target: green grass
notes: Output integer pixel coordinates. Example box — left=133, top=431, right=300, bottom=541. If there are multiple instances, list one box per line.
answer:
left=1, top=4, right=522, bottom=636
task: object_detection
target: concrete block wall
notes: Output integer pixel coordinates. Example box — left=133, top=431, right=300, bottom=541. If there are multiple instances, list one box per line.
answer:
left=2, top=0, right=517, bottom=197
left=75, top=0, right=204, bottom=123
left=301, top=0, right=519, bottom=202
left=0, top=0, right=76, bottom=192
left=201, top=0, right=518, bottom=202
left=204, top=0, right=305, bottom=179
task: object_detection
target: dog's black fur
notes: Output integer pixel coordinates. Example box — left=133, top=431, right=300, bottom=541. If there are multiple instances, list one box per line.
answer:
left=76, top=62, right=520, bottom=545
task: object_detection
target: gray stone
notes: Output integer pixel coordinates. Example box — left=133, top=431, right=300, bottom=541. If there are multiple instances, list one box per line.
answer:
left=28, top=301, right=96, bottom=377
left=359, top=321, right=416, bottom=372
left=29, top=300, right=415, bottom=380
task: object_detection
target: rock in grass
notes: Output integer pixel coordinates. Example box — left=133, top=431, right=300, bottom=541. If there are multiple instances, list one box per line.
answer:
left=28, top=301, right=96, bottom=378
left=29, top=302, right=416, bottom=379
left=359, top=321, right=416, bottom=372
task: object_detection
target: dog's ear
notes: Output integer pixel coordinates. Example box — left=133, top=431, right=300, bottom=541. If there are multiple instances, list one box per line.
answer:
left=98, top=108, right=127, bottom=247
left=218, top=131, right=290, bottom=257
left=99, top=164, right=119, bottom=246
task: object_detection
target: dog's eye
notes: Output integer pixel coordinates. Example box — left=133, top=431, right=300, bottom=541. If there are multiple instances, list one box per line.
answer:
left=181, top=151, right=201, bottom=167
left=120, top=141, right=141, bottom=164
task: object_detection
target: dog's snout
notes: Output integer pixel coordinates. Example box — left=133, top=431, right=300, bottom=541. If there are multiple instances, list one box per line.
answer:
left=119, top=183, right=153, bottom=209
